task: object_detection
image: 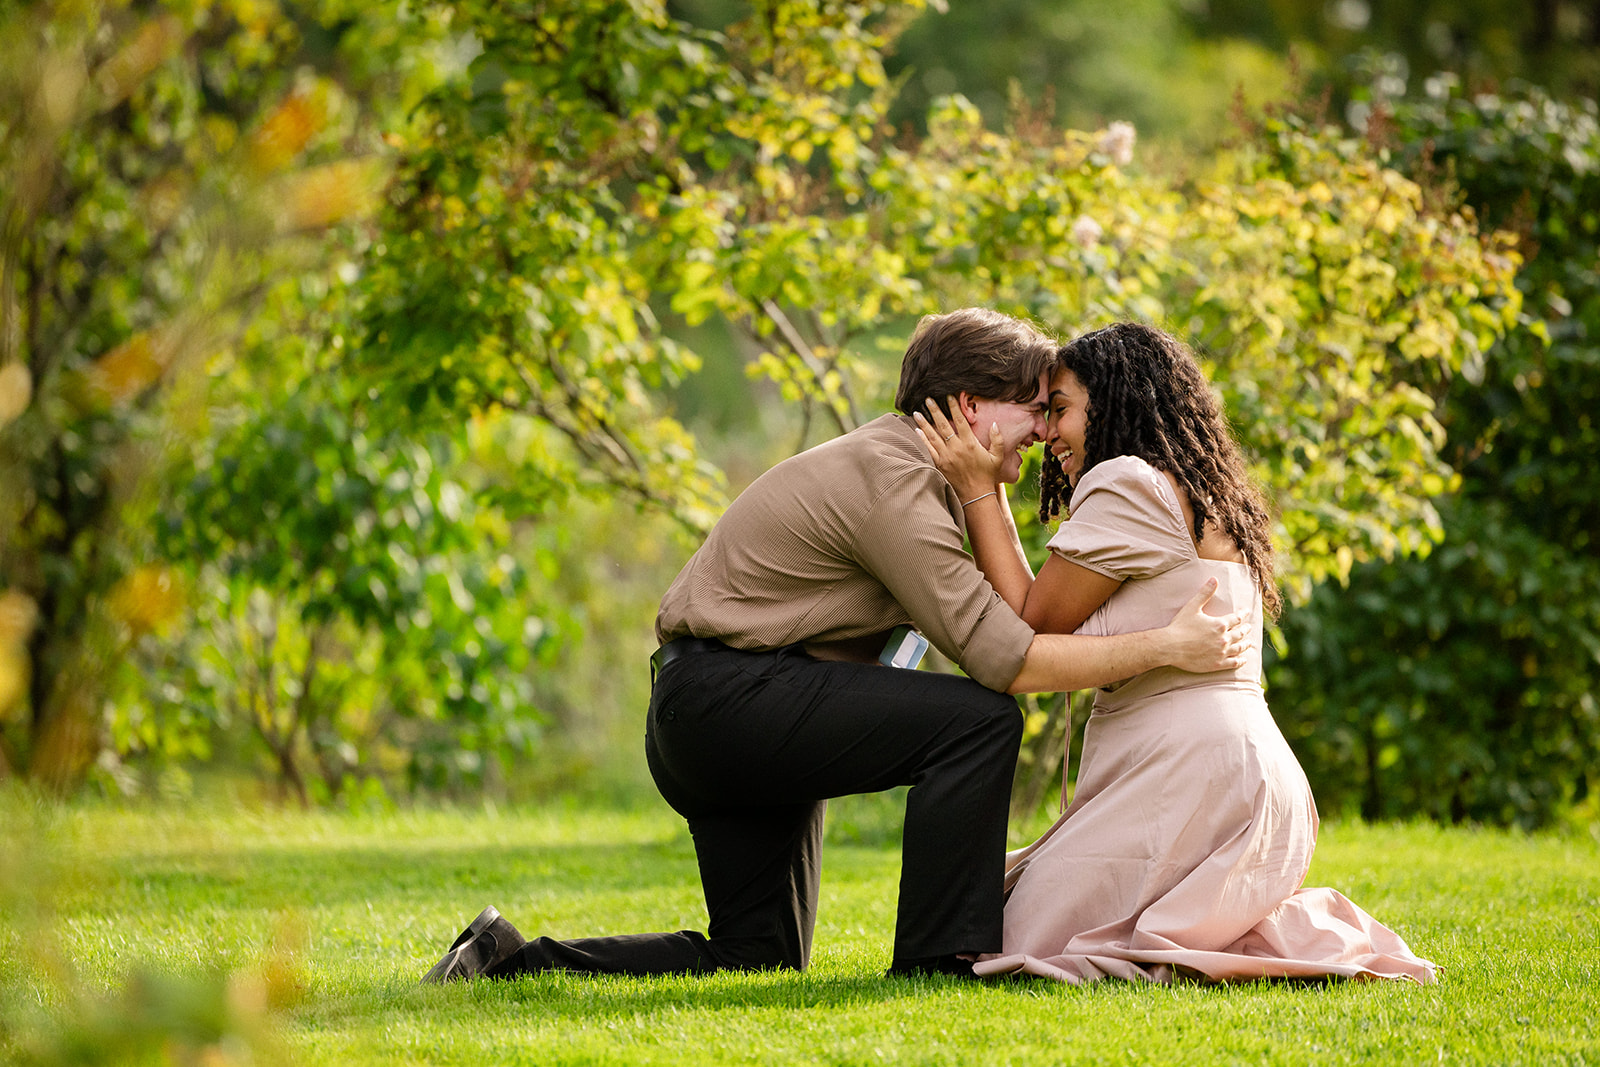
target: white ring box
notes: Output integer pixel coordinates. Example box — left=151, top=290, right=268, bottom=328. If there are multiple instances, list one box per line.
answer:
left=879, top=625, right=929, bottom=669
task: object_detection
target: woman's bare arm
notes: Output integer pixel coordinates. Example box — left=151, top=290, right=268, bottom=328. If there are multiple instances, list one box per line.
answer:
left=914, top=401, right=1034, bottom=611
left=1020, top=555, right=1119, bottom=634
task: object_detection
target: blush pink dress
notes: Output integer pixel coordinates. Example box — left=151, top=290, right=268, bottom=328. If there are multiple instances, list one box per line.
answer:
left=972, top=456, right=1436, bottom=985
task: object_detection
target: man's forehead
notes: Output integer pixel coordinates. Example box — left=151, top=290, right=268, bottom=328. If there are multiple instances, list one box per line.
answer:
left=982, top=374, right=1049, bottom=410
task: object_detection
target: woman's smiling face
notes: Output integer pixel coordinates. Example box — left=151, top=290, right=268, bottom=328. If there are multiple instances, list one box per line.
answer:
left=1047, top=366, right=1090, bottom=486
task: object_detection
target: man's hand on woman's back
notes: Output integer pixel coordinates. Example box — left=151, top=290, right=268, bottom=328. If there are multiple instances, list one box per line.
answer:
left=1163, top=579, right=1249, bottom=675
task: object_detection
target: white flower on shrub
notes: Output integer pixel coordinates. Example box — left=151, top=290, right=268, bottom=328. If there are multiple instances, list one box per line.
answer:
left=1097, top=121, right=1136, bottom=166
left=1070, top=215, right=1103, bottom=248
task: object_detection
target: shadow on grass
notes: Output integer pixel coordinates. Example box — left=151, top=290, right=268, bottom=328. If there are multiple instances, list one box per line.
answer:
left=298, top=966, right=1058, bottom=1035
left=292, top=962, right=1372, bottom=1047
left=492, top=970, right=1036, bottom=1014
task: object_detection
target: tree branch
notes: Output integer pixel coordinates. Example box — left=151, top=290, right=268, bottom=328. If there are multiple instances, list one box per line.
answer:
left=759, top=298, right=857, bottom=436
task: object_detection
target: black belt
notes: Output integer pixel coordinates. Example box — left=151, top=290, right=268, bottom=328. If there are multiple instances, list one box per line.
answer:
left=650, top=636, right=730, bottom=681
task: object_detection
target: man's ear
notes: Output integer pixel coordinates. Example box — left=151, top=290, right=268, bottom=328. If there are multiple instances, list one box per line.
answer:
left=955, top=391, right=981, bottom=428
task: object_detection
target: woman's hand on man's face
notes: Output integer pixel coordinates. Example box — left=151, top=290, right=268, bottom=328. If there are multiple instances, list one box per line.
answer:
left=913, top=395, right=1006, bottom=498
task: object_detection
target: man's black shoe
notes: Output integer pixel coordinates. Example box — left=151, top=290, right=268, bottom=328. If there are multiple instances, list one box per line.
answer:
left=885, top=954, right=979, bottom=980
left=420, top=906, right=525, bottom=983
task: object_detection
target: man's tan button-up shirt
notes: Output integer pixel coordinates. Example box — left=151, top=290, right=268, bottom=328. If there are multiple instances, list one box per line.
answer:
left=655, top=413, right=1036, bottom=692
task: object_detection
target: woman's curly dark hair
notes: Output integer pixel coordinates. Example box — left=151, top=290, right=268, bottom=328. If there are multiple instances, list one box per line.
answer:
left=1038, top=323, right=1283, bottom=618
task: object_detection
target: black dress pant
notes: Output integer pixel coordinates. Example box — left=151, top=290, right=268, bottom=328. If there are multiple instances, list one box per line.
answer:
left=488, top=643, right=1022, bottom=977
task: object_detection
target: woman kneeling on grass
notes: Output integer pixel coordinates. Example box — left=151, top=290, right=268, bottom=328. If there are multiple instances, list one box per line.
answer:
left=915, top=322, right=1436, bottom=985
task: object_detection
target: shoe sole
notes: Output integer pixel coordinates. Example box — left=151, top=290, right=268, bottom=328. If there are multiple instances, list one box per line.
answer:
left=421, top=906, right=501, bottom=984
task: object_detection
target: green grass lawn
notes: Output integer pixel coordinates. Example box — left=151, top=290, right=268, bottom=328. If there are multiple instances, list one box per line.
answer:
left=2, top=791, right=1597, bottom=1065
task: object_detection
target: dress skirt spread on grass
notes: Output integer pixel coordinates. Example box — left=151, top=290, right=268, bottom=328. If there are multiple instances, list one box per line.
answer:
left=972, top=458, right=1437, bottom=986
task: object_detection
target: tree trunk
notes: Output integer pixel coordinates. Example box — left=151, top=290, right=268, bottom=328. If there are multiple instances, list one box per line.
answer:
left=1361, top=716, right=1382, bottom=821
left=273, top=739, right=310, bottom=808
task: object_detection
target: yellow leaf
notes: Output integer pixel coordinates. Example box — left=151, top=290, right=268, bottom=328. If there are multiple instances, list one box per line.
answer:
left=0, top=362, right=31, bottom=425
left=277, top=159, right=388, bottom=232
left=96, top=14, right=185, bottom=109
left=0, top=647, right=24, bottom=718
left=249, top=91, right=328, bottom=174
left=0, top=590, right=38, bottom=721
left=89, top=332, right=166, bottom=404
left=39, top=47, right=86, bottom=129
left=107, top=566, right=185, bottom=636
left=0, top=589, right=37, bottom=648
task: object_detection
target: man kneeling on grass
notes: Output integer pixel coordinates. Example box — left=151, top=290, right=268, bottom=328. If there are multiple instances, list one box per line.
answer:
left=421, top=308, right=1246, bottom=983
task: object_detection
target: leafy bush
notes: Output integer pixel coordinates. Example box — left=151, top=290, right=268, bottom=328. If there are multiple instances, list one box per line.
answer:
left=1268, top=84, right=1600, bottom=828
left=117, top=393, right=549, bottom=804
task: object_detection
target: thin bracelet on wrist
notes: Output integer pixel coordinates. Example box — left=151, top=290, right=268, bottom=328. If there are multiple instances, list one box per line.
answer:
left=961, top=491, right=997, bottom=508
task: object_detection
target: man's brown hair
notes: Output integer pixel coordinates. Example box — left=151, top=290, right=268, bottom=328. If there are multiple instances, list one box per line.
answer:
left=894, top=308, right=1057, bottom=418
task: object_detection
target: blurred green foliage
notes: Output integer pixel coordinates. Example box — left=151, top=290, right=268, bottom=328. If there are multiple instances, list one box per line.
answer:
left=0, top=791, right=300, bottom=1064
left=1166, top=111, right=1520, bottom=597
left=881, top=0, right=1599, bottom=145
left=0, top=0, right=445, bottom=787
left=127, top=391, right=546, bottom=804
left=1269, top=83, right=1600, bottom=829
left=883, top=0, right=1292, bottom=146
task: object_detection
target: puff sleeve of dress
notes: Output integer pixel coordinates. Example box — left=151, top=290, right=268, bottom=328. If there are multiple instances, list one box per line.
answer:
left=1044, top=455, right=1192, bottom=582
